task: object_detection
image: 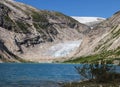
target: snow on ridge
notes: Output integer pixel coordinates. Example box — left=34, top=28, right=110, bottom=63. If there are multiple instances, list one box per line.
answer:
left=7, top=0, right=14, bottom=1
left=71, top=16, right=105, bottom=24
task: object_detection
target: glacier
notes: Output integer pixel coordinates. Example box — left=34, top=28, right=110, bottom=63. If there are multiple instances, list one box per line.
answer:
left=71, top=16, right=105, bottom=24
left=46, top=40, right=82, bottom=57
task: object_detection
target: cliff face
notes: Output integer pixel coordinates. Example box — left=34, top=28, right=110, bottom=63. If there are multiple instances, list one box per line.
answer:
left=0, top=0, right=90, bottom=62
left=73, top=11, right=120, bottom=62
left=2, top=0, right=119, bottom=63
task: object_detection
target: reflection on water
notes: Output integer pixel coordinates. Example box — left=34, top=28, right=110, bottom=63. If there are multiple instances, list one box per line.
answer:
left=0, top=80, right=61, bottom=87
left=0, top=63, right=81, bottom=87
left=1, top=63, right=119, bottom=87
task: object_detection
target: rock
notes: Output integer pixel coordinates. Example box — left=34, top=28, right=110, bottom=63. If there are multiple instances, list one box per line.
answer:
left=0, top=0, right=90, bottom=62
left=73, top=11, right=120, bottom=62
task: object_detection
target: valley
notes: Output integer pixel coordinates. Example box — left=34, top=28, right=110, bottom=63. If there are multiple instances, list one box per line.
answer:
left=0, top=0, right=120, bottom=63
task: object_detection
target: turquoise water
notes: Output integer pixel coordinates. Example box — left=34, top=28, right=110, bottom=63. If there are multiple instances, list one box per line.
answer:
left=0, top=63, right=81, bottom=87
left=1, top=63, right=119, bottom=87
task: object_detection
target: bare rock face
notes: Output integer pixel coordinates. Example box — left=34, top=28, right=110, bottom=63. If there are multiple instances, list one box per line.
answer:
left=0, top=0, right=90, bottom=62
left=74, top=11, right=120, bottom=59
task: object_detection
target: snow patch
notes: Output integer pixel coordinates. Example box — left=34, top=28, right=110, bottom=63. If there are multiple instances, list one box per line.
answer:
left=71, top=16, right=105, bottom=24
left=45, top=40, right=82, bottom=57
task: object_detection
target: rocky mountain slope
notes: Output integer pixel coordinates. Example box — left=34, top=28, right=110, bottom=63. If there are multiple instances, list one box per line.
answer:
left=0, top=0, right=90, bottom=62
left=67, top=11, right=120, bottom=63
left=1, top=0, right=120, bottom=63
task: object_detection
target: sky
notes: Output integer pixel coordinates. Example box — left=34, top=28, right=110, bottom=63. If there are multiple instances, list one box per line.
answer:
left=15, top=0, right=120, bottom=18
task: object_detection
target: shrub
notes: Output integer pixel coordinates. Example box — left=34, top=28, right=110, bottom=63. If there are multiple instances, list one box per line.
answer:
left=75, top=60, right=119, bottom=83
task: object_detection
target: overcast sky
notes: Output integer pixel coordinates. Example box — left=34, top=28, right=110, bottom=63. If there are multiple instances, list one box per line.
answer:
left=16, top=0, right=120, bottom=18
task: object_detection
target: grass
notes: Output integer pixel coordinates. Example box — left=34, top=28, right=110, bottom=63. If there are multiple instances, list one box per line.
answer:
left=64, top=49, right=120, bottom=64
left=16, top=21, right=30, bottom=33
left=31, top=12, right=48, bottom=22
left=32, top=10, right=79, bottom=29
left=32, top=11, right=50, bottom=30
left=64, top=54, right=102, bottom=63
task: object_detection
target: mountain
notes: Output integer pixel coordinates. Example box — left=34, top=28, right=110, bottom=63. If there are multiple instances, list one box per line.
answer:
left=66, top=11, right=120, bottom=64
left=0, top=0, right=90, bottom=63
left=71, top=16, right=105, bottom=28
left=1, top=0, right=120, bottom=63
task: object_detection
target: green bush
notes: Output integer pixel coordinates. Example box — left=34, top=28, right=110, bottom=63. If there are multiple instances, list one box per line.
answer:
left=75, top=60, right=119, bottom=83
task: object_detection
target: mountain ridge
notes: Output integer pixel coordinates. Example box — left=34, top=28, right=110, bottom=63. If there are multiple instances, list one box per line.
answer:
left=0, top=0, right=120, bottom=63
left=65, top=11, right=120, bottom=64
left=0, top=0, right=90, bottom=63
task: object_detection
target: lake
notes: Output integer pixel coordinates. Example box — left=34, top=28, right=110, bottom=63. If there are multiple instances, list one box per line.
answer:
left=0, top=63, right=81, bottom=87
left=0, top=63, right=120, bottom=87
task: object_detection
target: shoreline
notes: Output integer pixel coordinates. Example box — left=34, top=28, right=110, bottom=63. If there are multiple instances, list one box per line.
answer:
left=62, top=80, right=120, bottom=87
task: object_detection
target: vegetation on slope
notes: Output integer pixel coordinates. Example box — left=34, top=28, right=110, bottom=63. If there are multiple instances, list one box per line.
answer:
left=15, top=21, right=31, bottom=33
left=65, top=22, right=120, bottom=64
left=64, top=47, right=120, bottom=64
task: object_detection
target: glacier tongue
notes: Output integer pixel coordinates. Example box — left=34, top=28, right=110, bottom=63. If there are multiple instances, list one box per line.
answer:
left=46, top=40, right=82, bottom=57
